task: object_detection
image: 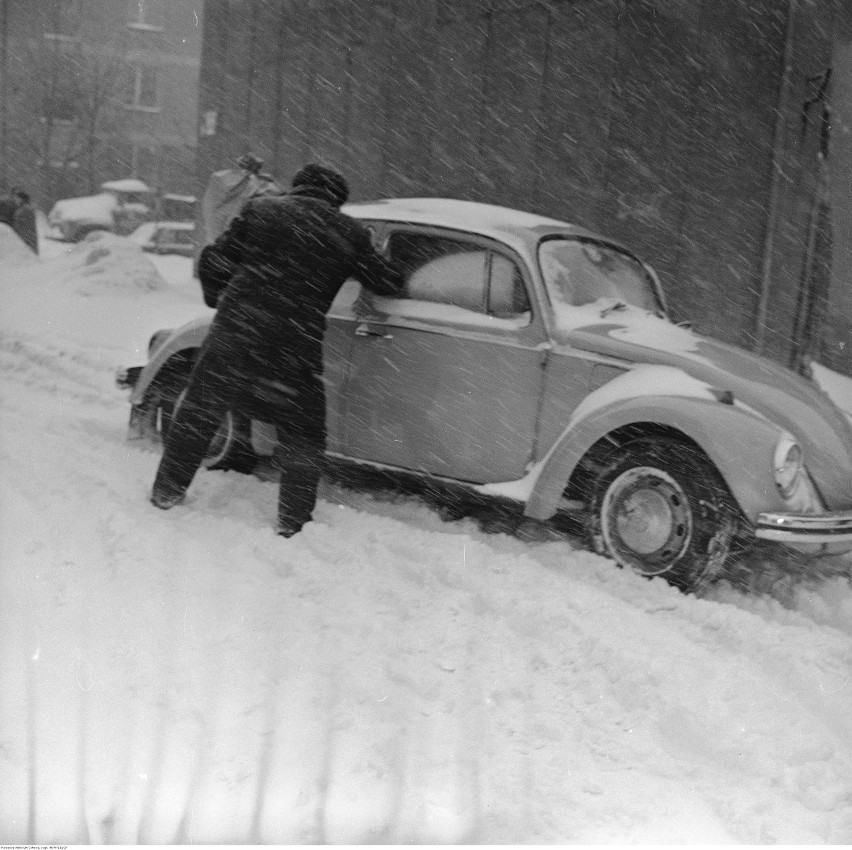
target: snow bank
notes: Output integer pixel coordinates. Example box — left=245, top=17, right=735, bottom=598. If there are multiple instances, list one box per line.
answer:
left=69, top=231, right=166, bottom=294
left=1, top=234, right=208, bottom=361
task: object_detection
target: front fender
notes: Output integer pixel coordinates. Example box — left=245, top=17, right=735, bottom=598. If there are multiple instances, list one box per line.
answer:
left=129, top=315, right=212, bottom=405
left=525, top=395, right=787, bottom=525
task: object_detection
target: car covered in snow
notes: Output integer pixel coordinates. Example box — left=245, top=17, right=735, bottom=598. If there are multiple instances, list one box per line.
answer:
left=48, top=178, right=155, bottom=242
left=130, top=220, right=196, bottom=257
left=118, top=198, right=852, bottom=590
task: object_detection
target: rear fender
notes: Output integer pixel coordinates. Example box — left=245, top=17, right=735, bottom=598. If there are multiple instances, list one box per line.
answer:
left=525, top=395, right=787, bottom=524
left=129, top=315, right=212, bottom=406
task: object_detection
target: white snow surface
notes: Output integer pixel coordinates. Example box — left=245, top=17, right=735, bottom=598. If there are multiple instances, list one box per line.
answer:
left=550, top=298, right=702, bottom=357
left=1, top=231, right=852, bottom=844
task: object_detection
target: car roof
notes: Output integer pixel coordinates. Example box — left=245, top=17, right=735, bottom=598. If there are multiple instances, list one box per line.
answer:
left=342, top=197, right=609, bottom=247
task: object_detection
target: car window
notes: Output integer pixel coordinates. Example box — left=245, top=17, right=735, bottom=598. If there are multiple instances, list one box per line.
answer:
left=328, top=277, right=363, bottom=315
left=376, top=231, right=531, bottom=326
left=539, top=238, right=661, bottom=313
left=389, top=232, right=487, bottom=311
left=488, top=253, right=530, bottom=317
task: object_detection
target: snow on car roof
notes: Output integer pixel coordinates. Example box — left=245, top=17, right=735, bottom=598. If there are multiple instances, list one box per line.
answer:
left=344, top=197, right=601, bottom=244
left=152, top=221, right=195, bottom=230
left=101, top=178, right=153, bottom=193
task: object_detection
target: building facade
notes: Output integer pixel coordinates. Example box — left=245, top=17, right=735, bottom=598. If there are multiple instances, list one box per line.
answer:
left=195, top=0, right=842, bottom=370
left=0, top=0, right=202, bottom=206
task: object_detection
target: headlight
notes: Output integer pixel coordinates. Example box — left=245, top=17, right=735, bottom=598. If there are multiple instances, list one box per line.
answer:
left=773, top=434, right=822, bottom=513
left=774, top=436, right=803, bottom=499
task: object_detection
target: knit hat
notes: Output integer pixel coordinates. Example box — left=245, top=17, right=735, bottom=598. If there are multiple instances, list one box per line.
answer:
left=291, top=163, right=349, bottom=206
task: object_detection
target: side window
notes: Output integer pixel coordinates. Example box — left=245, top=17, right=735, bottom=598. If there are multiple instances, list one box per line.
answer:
left=389, top=232, right=487, bottom=312
left=382, top=231, right=531, bottom=324
left=488, top=253, right=530, bottom=317
left=329, top=277, right=363, bottom=315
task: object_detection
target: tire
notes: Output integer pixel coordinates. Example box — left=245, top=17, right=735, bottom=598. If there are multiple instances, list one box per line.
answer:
left=168, top=387, right=258, bottom=474
left=587, top=437, right=739, bottom=592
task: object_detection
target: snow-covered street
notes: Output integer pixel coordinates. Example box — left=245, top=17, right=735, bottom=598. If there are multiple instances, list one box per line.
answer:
left=1, top=228, right=852, bottom=843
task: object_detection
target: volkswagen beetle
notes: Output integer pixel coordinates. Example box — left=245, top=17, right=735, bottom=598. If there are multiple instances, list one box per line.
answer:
left=118, top=198, right=852, bottom=590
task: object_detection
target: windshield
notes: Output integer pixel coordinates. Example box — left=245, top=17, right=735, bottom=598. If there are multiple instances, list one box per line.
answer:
left=538, top=238, right=663, bottom=315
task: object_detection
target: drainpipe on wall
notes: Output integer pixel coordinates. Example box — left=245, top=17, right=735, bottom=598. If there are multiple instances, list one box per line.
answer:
left=754, top=0, right=799, bottom=354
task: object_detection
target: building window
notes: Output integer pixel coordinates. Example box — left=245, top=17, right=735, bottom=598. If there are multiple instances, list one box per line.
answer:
left=43, top=87, right=78, bottom=123
left=127, top=0, right=164, bottom=31
left=125, top=64, right=159, bottom=111
left=44, top=0, right=81, bottom=41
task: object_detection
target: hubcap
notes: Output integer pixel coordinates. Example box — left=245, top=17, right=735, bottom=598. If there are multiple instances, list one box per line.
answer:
left=172, top=388, right=234, bottom=466
left=204, top=414, right=234, bottom=466
left=601, top=466, right=692, bottom=575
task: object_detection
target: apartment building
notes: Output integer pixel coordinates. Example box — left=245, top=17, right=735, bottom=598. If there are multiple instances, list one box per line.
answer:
left=0, top=0, right=202, bottom=205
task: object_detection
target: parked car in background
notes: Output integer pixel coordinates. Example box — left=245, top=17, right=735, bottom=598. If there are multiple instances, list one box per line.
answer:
left=131, top=221, right=196, bottom=257
left=48, top=178, right=155, bottom=242
left=159, top=193, right=197, bottom=223
left=117, top=198, right=852, bottom=591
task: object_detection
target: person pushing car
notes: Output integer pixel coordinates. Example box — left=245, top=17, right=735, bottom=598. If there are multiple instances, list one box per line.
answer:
left=149, top=163, right=402, bottom=537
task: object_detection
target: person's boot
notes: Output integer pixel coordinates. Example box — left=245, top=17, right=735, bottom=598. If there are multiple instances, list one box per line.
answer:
left=275, top=451, right=321, bottom=539
left=150, top=486, right=185, bottom=510
left=277, top=522, right=303, bottom=538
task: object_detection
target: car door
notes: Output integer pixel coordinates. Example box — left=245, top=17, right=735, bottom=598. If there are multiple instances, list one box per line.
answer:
left=337, top=226, right=549, bottom=484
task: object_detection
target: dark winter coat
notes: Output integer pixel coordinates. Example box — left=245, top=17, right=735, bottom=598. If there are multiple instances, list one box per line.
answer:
left=195, top=185, right=402, bottom=418
left=13, top=201, right=38, bottom=254
left=0, top=194, right=17, bottom=229
left=0, top=193, right=38, bottom=253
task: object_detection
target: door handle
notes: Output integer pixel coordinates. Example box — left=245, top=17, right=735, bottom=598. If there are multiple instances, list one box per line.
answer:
left=355, top=323, right=393, bottom=340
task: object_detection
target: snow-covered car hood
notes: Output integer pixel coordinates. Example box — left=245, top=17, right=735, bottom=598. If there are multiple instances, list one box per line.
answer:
left=557, top=306, right=852, bottom=506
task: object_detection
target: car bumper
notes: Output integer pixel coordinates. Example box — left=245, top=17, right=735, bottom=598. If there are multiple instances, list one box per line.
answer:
left=756, top=510, right=852, bottom=554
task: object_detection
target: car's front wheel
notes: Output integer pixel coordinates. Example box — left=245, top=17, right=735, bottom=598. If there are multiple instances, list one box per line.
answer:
left=587, top=437, right=739, bottom=591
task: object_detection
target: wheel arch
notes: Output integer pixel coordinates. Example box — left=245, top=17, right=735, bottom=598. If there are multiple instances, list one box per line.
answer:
left=145, top=348, right=197, bottom=401
left=565, top=421, right=715, bottom=498
left=524, top=395, right=787, bottom=525
left=129, top=317, right=211, bottom=406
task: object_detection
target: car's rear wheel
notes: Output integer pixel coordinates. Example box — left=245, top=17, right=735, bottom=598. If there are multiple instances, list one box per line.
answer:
left=165, top=387, right=257, bottom=473
left=587, top=437, right=739, bottom=592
